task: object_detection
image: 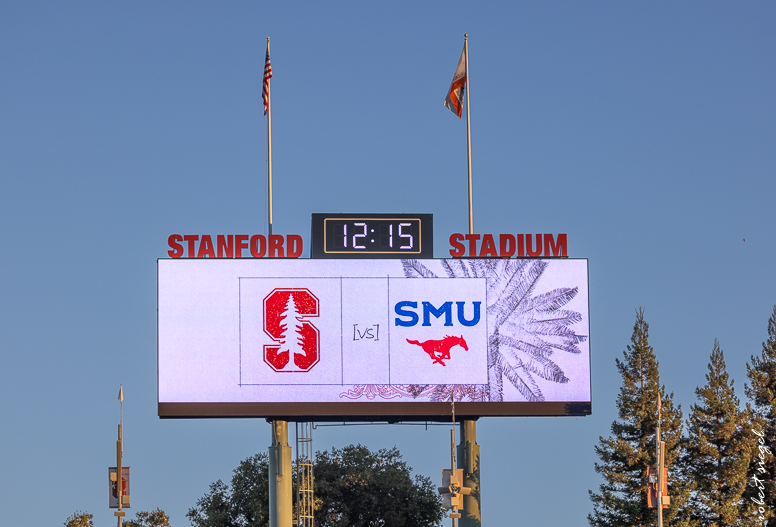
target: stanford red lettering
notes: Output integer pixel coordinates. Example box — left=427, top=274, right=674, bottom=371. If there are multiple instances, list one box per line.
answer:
left=268, top=235, right=285, bottom=258
left=217, top=235, right=233, bottom=258
left=250, top=234, right=266, bottom=257
left=234, top=235, right=249, bottom=258
left=165, top=234, right=304, bottom=258
left=197, top=235, right=215, bottom=258
left=286, top=235, right=303, bottom=258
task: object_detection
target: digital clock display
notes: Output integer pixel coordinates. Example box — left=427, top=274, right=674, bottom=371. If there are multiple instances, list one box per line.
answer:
left=311, top=213, right=433, bottom=259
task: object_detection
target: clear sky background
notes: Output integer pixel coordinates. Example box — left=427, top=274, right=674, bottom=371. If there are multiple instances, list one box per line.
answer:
left=1, top=2, right=774, bottom=526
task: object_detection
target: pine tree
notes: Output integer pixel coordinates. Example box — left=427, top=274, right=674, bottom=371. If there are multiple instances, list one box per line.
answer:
left=277, top=293, right=305, bottom=370
left=683, top=339, right=756, bottom=526
left=744, top=305, right=776, bottom=526
left=589, top=308, right=690, bottom=527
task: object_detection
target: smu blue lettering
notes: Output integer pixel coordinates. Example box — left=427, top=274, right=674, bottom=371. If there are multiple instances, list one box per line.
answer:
left=394, top=301, right=419, bottom=327
left=456, top=301, right=481, bottom=326
left=423, top=301, right=453, bottom=326
left=394, top=301, right=482, bottom=327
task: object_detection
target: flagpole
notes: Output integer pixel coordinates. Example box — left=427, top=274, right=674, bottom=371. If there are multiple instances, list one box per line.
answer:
left=464, top=34, right=473, bottom=235
left=266, top=37, right=273, bottom=237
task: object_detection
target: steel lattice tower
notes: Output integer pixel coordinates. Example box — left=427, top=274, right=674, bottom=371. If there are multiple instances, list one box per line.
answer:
left=295, top=422, right=314, bottom=527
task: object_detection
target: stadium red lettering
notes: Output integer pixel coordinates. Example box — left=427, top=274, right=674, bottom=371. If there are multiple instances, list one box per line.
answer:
left=479, top=234, right=497, bottom=257
left=499, top=234, right=515, bottom=257
left=526, top=234, right=543, bottom=257
left=447, top=233, right=568, bottom=258
left=167, top=234, right=183, bottom=258
left=449, top=233, right=466, bottom=257
left=544, top=233, right=567, bottom=257
left=464, top=234, right=480, bottom=257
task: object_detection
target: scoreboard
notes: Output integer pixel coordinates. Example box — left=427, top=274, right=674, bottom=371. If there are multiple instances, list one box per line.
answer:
left=158, top=213, right=591, bottom=420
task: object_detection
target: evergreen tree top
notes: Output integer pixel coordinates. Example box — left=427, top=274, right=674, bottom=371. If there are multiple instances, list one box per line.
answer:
left=613, top=308, right=682, bottom=439
left=685, top=339, right=755, bottom=527
left=692, top=339, right=740, bottom=421
left=746, top=305, right=776, bottom=419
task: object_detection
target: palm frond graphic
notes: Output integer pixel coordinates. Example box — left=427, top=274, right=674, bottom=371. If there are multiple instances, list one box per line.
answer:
left=401, top=259, right=587, bottom=402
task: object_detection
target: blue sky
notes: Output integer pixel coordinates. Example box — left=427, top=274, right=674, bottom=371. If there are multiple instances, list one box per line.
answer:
left=1, top=2, right=774, bottom=526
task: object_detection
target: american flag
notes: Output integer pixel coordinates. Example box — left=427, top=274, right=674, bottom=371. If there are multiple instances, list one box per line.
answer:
left=263, top=46, right=272, bottom=115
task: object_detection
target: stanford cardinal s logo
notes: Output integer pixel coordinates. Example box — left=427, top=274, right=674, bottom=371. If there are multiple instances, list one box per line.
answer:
left=263, top=288, right=320, bottom=372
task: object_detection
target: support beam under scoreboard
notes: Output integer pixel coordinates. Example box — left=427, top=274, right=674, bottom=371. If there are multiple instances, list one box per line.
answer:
left=457, top=420, right=481, bottom=527
left=269, top=420, right=292, bottom=527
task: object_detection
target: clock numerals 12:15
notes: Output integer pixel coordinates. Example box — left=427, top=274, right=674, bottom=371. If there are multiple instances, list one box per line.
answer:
left=332, top=221, right=414, bottom=250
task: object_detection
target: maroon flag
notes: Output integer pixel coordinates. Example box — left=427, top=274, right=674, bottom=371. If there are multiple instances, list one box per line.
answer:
left=444, top=45, right=466, bottom=118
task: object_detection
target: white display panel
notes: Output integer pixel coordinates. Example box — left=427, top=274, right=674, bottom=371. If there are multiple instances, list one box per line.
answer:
left=158, top=258, right=591, bottom=419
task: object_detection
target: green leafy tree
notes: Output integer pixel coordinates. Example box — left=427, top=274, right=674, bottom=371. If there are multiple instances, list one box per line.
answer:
left=684, top=340, right=757, bottom=526
left=64, top=511, right=93, bottom=527
left=745, top=305, right=776, bottom=526
left=589, top=308, right=690, bottom=527
left=125, top=508, right=172, bottom=527
left=314, top=444, right=442, bottom=527
left=188, top=445, right=442, bottom=527
left=187, top=453, right=270, bottom=527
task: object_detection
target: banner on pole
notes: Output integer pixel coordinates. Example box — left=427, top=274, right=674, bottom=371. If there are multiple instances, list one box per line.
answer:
left=108, top=467, right=130, bottom=508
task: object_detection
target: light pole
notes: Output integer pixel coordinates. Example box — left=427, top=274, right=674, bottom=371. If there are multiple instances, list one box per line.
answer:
left=116, top=385, right=125, bottom=527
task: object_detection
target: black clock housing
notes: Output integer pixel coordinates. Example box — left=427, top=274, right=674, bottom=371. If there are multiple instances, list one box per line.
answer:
left=311, top=213, right=433, bottom=259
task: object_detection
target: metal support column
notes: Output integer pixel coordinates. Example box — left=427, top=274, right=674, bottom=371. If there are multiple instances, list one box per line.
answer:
left=295, top=422, right=314, bottom=527
left=457, top=420, right=481, bottom=527
left=269, top=420, right=293, bottom=527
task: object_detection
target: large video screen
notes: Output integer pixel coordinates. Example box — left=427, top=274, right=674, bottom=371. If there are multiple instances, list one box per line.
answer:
left=158, top=258, right=590, bottom=420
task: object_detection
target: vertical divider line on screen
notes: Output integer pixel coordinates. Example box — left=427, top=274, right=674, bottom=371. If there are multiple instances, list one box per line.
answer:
left=484, top=275, right=488, bottom=401
left=238, top=277, right=242, bottom=386
left=387, top=275, right=391, bottom=386
left=340, top=276, right=344, bottom=385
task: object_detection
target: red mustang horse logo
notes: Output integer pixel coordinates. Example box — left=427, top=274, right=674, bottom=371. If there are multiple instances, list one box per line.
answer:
left=406, top=335, right=468, bottom=366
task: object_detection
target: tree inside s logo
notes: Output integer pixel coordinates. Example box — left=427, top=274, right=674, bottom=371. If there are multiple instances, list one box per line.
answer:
left=263, top=288, right=320, bottom=372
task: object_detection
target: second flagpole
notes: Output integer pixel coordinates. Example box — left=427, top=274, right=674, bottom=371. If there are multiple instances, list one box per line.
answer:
left=266, top=37, right=273, bottom=237
left=464, top=34, right=473, bottom=235
left=460, top=34, right=481, bottom=527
